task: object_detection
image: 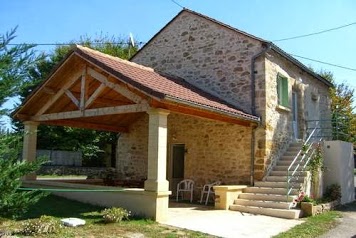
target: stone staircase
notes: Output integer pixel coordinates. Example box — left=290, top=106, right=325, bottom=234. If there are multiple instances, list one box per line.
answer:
left=230, top=142, right=306, bottom=219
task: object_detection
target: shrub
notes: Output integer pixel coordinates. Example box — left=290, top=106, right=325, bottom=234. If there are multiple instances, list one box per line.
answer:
left=302, top=195, right=317, bottom=205
left=0, top=134, right=48, bottom=218
left=324, top=184, right=342, bottom=202
left=102, top=207, right=130, bottom=223
left=22, top=215, right=61, bottom=235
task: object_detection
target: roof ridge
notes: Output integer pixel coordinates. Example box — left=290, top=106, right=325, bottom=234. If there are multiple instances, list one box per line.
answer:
left=181, top=8, right=268, bottom=43
left=75, top=45, right=155, bottom=72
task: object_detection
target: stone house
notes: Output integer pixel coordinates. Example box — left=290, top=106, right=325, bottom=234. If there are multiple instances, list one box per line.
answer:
left=14, top=9, right=332, bottom=220
left=127, top=9, right=332, bottom=189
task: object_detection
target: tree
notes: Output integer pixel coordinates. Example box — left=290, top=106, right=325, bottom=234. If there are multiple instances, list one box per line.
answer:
left=14, top=34, right=138, bottom=166
left=0, top=27, right=40, bottom=117
left=0, top=133, right=47, bottom=218
left=319, top=71, right=355, bottom=143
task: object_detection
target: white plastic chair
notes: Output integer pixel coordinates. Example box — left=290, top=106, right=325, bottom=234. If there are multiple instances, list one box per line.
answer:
left=200, top=181, right=221, bottom=205
left=176, top=179, right=194, bottom=202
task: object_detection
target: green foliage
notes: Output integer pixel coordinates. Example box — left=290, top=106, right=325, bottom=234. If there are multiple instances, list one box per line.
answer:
left=329, top=83, right=355, bottom=143
left=102, top=207, right=130, bottom=223
left=0, top=133, right=48, bottom=218
left=324, top=184, right=342, bottom=202
left=318, top=71, right=355, bottom=143
left=21, top=215, right=61, bottom=235
left=307, top=143, right=324, bottom=181
left=0, top=27, right=42, bottom=116
left=302, top=195, right=317, bottom=205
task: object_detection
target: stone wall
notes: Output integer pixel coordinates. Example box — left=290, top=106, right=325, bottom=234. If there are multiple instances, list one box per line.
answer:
left=116, top=111, right=252, bottom=191
left=253, top=52, right=331, bottom=180
left=132, top=11, right=263, bottom=114
left=116, top=113, right=148, bottom=180
left=38, top=166, right=108, bottom=178
left=130, top=10, right=331, bottom=181
left=167, top=112, right=252, bottom=188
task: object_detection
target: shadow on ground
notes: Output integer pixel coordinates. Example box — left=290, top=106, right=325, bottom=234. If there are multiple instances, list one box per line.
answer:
left=17, top=195, right=103, bottom=221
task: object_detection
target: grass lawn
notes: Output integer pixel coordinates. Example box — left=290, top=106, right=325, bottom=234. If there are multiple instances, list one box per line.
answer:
left=0, top=195, right=214, bottom=238
left=275, top=202, right=356, bottom=238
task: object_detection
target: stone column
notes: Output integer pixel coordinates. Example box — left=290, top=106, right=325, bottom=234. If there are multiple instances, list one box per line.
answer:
left=143, top=108, right=171, bottom=222
left=144, top=108, right=170, bottom=192
left=22, top=121, right=39, bottom=180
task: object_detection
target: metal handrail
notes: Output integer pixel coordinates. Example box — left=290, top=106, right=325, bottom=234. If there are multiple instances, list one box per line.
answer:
left=286, top=121, right=321, bottom=207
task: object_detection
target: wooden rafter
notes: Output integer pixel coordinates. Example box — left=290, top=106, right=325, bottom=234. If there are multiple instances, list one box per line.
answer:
left=64, top=90, right=80, bottom=108
left=32, top=103, right=150, bottom=121
left=80, top=68, right=88, bottom=110
left=35, top=69, right=83, bottom=116
left=88, top=67, right=145, bottom=104
left=85, top=84, right=106, bottom=108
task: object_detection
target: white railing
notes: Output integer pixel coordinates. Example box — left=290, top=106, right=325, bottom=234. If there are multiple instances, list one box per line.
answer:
left=286, top=121, right=322, bottom=208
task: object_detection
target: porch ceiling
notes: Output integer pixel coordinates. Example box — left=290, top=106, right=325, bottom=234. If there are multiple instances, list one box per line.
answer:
left=13, top=45, right=259, bottom=132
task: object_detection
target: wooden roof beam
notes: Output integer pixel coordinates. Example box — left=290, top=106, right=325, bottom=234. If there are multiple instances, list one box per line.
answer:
left=42, top=120, right=129, bottom=133
left=88, top=67, right=145, bottom=104
left=32, top=103, right=150, bottom=121
left=35, top=69, right=83, bottom=116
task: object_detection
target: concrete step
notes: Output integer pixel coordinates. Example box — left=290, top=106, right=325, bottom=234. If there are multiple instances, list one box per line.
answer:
left=270, top=171, right=308, bottom=176
left=229, top=205, right=302, bottom=219
left=283, top=150, right=299, bottom=156
left=244, top=187, right=299, bottom=195
left=279, top=155, right=300, bottom=161
left=238, top=193, right=296, bottom=202
left=277, top=160, right=306, bottom=166
left=254, top=181, right=302, bottom=189
left=274, top=165, right=305, bottom=171
left=265, top=176, right=305, bottom=182
left=234, top=199, right=291, bottom=209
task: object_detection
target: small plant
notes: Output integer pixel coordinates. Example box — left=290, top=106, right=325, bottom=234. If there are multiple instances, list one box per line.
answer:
left=302, top=195, right=317, bottom=205
left=324, top=184, right=342, bottom=202
left=308, top=143, right=324, bottom=181
left=22, top=215, right=61, bottom=235
left=102, top=207, right=130, bottom=223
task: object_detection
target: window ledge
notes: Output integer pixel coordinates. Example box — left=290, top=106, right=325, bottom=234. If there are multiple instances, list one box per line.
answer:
left=276, top=104, right=291, bottom=112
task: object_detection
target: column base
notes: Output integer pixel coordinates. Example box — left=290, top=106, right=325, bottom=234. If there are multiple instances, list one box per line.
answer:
left=144, top=179, right=169, bottom=192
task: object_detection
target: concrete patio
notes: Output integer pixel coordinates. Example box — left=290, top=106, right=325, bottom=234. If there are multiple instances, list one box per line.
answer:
left=162, top=202, right=303, bottom=238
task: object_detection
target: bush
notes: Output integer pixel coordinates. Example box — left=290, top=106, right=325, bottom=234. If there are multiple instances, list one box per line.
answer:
left=102, top=207, right=130, bottom=223
left=22, top=215, right=61, bottom=235
left=302, top=195, right=317, bottom=205
left=324, top=184, right=341, bottom=202
left=0, top=134, right=48, bottom=218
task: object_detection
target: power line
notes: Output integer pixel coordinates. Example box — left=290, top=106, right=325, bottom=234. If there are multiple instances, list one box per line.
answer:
left=290, top=54, right=356, bottom=72
left=7, top=41, right=146, bottom=46
left=170, top=0, right=184, bottom=9
left=272, top=21, right=356, bottom=42
left=5, top=41, right=356, bottom=72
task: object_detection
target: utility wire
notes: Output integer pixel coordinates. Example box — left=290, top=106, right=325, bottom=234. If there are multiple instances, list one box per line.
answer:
left=7, top=41, right=146, bottom=46
left=273, top=21, right=356, bottom=42
left=5, top=41, right=356, bottom=72
left=290, top=54, right=356, bottom=72
left=170, top=0, right=184, bottom=9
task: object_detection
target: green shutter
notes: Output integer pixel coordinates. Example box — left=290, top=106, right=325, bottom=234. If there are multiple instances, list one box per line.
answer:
left=277, top=74, right=289, bottom=107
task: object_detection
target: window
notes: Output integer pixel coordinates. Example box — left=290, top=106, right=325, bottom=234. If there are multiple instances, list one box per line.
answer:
left=277, top=73, right=289, bottom=107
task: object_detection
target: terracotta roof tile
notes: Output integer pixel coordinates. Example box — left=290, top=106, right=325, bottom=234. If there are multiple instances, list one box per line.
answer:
left=75, top=45, right=259, bottom=122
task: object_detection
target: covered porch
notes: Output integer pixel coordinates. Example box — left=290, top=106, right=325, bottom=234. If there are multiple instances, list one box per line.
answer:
left=14, top=45, right=259, bottom=221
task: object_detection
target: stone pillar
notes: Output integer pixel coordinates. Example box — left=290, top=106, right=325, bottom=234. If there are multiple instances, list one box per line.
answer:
left=144, top=108, right=170, bottom=192
left=143, top=108, right=171, bottom=222
left=22, top=121, right=39, bottom=180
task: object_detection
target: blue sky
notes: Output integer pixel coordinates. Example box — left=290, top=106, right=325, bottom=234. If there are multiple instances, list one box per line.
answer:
left=1, top=0, right=355, bottom=127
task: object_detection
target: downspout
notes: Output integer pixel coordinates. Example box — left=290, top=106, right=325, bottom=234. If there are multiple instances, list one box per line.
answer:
left=250, top=43, right=272, bottom=186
